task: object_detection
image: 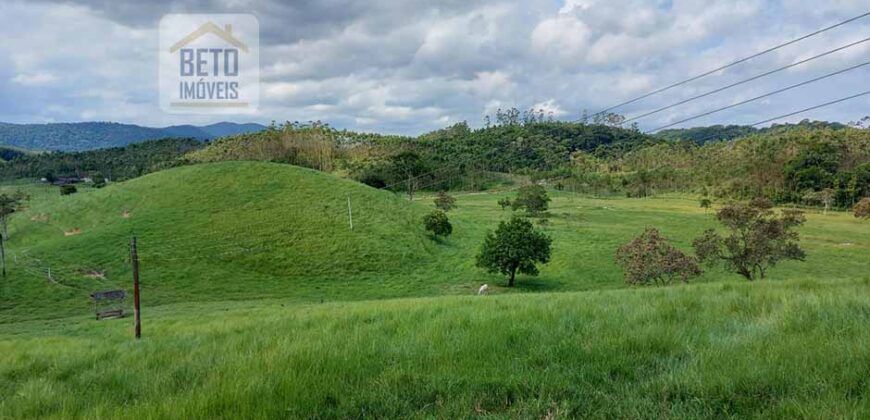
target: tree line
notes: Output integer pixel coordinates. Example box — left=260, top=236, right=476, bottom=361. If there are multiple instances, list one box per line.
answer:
left=0, top=138, right=202, bottom=182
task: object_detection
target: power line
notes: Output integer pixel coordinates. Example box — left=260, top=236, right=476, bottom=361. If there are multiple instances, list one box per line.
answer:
left=750, top=89, right=870, bottom=126
left=658, top=90, right=870, bottom=144
left=624, top=36, right=870, bottom=124
left=647, top=59, right=870, bottom=132
left=584, top=10, right=870, bottom=119
left=378, top=157, right=477, bottom=191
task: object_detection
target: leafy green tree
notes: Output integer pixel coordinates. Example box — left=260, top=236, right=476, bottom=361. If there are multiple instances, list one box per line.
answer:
left=615, top=227, right=701, bottom=285
left=700, top=198, right=712, bottom=212
left=783, top=143, right=839, bottom=197
left=0, top=190, right=28, bottom=239
left=693, top=200, right=806, bottom=280
left=434, top=191, right=456, bottom=212
left=423, top=210, right=452, bottom=238
left=511, top=184, right=550, bottom=216
left=854, top=197, right=870, bottom=219
left=476, top=216, right=552, bottom=287
left=60, top=185, right=77, bottom=196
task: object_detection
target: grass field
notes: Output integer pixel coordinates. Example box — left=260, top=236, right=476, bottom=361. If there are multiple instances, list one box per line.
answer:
left=2, top=280, right=869, bottom=418
left=1, top=161, right=869, bottom=418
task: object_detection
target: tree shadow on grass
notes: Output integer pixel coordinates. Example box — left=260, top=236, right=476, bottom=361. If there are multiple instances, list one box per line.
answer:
left=508, top=276, right=564, bottom=292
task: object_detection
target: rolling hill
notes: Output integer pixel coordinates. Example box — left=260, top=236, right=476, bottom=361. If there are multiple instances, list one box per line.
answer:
left=2, top=159, right=869, bottom=324
left=0, top=121, right=266, bottom=151
left=1, top=161, right=439, bottom=321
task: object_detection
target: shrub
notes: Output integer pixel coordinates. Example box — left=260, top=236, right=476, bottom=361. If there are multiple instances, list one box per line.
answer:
left=423, top=210, right=452, bottom=237
left=434, top=191, right=456, bottom=212
left=615, top=227, right=701, bottom=286
left=91, top=172, right=106, bottom=188
left=854, top=197, right=870, bottom=219
left=60, top=185, right=77, bottom=195
left=498, top=197, right=512, bottom=210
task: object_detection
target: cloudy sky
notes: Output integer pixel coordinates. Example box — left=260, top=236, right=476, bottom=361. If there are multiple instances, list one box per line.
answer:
left=1, top=0, right=869, bottom=134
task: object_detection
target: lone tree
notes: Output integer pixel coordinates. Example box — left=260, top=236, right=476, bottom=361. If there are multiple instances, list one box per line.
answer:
left=693, top=199, right=806, bottom=280
left=476, top=216, right=552, bottom=287
left=423, top=210, right=452, bottom=238
left=511, top=184, right=550, bottom=216
left=0, top=190, right=29, bottom=240
left=853, top=197, right=870, bottom=219
left=700, top=198, right=712, bottom=212
left=434, top=191, right=456, bottom=212
left=615, top=227, right=701, bottom=286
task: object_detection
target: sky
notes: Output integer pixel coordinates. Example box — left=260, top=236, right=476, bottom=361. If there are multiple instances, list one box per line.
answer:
left=0, top=0, right=869, bottom=135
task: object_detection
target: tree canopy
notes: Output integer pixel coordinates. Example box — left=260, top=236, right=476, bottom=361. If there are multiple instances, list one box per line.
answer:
left=476, top=216, right=552, bottom=287
left=693, top=200, right=806, bottom=280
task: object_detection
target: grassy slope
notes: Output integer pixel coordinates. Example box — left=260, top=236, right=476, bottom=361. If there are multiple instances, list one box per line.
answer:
left=0, top=161, right=438, bottom=322
left=1, top=279, right=868, bottom=418
left=2, top=165, right=869, bottom=323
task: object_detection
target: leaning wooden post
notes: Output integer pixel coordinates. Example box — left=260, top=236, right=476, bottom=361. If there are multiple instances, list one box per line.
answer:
left=130, top=236, right=141, bottom=339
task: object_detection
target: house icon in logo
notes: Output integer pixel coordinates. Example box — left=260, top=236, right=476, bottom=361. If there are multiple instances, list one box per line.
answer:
left=169, top=21, right=249, bottom=53
left=159, top=13, right=259, bottom=114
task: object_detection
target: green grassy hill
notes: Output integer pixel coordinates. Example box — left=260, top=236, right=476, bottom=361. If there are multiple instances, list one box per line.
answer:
left=1, top=161, right=441, bottom=321
left=2, top=161, right=869, bottom=324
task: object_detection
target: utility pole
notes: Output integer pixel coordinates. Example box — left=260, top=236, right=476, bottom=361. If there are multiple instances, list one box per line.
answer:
left=130, top=236, right=141, bottom=339
left=346, top=194, right=354, bottom=230
left=0, top=233, right=6, bottom=278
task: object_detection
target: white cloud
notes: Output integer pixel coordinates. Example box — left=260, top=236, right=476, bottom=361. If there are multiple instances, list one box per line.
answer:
left=531, top=15, right=591, bottom=65
left=11, top=72, right=58, bottom=86
left=532, top=99, right=567, bottom=117
left=1, top=0, right=869, bottom=133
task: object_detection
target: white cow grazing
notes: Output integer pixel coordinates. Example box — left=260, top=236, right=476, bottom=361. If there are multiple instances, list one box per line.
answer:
left=478, top=284, right=489, bottom=295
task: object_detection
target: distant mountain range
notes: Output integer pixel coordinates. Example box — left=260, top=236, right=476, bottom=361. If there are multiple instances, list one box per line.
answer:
left=0, top=121, right=267, bottom=151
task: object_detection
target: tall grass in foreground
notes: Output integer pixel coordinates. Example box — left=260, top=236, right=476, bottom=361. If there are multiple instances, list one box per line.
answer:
left=2, top=278, right=869, bottom=418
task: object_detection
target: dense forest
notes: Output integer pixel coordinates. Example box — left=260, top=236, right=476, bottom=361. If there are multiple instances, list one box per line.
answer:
left=576, top=127, right=870, bottom=207
left=654, top=120, right=851, bottom=144
left=0, top=138, right=203, bottom=181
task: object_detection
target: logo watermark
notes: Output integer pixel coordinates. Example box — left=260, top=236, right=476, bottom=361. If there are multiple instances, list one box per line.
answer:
left=159, top=14, right=259, bottom=114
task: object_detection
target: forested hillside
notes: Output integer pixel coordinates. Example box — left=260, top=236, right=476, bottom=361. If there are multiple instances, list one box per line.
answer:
left=2, top=113, right=867, bottom=210
left=0, top=138, right=202, bottom=181
left=654, top=120, right=851, bottom=144
left=0, top=121, right=265, bottom=151
left=187, top=115, right=651, bottom=190
left=182, top=114, right=868, bottom=210
left=599, top=127, right=870, bottom=206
